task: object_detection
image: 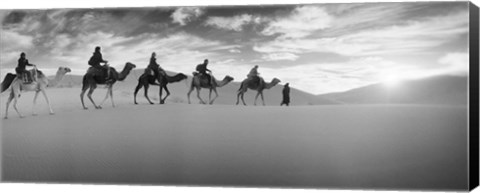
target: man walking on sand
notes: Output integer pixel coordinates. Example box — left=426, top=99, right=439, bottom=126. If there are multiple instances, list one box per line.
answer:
left=281, top=83, right=290, bottom=106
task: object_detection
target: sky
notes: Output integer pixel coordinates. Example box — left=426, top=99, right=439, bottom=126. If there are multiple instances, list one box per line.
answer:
left=0, top=2, right=470, bottom=94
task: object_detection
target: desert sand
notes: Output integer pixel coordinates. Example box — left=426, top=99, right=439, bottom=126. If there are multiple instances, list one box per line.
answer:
left=0, top=77, right=469, bottom=191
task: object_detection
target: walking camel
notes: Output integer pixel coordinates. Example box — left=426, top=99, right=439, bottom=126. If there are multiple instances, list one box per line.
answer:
left=134, top=72, right=188, bottom=105
left=1, top=66, right=71, bottom=119
left=187, top=73, right=234, bottom=104
left=236, top=77, right=281, bottom=106
left=80, top=62, right=136, bottom=109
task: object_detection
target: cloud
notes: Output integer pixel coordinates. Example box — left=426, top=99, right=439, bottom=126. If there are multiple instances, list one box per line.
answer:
left=261, top=52, right=299, bottom=61
left=254, top=10, right=468, bottom=58
left=204, top=14, right=261, bottom=31
left=0, top=25, right=228, bottom=76
left=0, top=30, right=34, bottom=52
left=437, top=52, right=468, bottom=75
left=0, top=4, right=470, bottom=95
left=261, top=5, right=333, bottom=38
left=171, top=7, right=204, bottom=26
left=0, top=30, right=35, bottom=68
left=229, top=48, right=241, bottom=53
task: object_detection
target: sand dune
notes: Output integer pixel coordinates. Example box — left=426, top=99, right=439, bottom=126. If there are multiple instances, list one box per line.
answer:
left=0, top=86, right=469, bottom=190
left=319, top=75, right=468, bottom=105
left=0, top=71, right=469, bottom=191
left=53, top=72, right=467, bottom=106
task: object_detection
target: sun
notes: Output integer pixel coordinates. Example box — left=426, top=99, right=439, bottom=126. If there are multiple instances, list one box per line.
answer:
left=383, top=76, right=403, bottom=88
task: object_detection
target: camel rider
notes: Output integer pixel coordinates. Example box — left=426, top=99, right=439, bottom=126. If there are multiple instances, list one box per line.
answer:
left=145, top=52, right=166, bottom=81
left=88, top=46, right=110, bottom=81
left=16, top=52, right=36, bottom=83
left=247, top=65, right=260, bottom=83
left=196, top=59, right=212, bottom=85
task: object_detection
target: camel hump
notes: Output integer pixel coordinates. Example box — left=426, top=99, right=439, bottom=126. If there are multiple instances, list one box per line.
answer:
left=28, top=69, right=44, bottom=78
left=87, top=66, right=104, bottom=74
left=1, top=73, right=16, bottom=93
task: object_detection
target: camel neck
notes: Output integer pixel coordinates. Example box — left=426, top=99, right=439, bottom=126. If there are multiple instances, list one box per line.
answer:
left=216, top=77, right=231, bottom=87
left=47, top=70, right=67, bottom=87
left=265, top=80, right=278, bottom=89
left=117, top=66, right=132, bottom=81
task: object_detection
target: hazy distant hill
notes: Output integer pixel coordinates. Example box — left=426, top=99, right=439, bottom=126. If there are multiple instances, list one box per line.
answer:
left=53, top=69, right=338, bottom=106
left=318, top=75, right=468, bottom=105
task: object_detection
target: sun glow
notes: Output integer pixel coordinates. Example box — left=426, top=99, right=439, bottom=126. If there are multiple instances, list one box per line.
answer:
left=383, top=75, right=403, bottom=88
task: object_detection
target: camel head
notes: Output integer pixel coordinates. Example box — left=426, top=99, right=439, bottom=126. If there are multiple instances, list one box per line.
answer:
left=59, top=67, right=72, bottom=74
left=225, top=76, right=234, bottom=82
left=265, top=78, right=281, bottom=89
left=125, top=62, right=137, bottom=70
left=272, top=78, right=281, bottom=84
left=214, top=75, right=234, bottom=87
left=177, top=73, right=188, bottom=80
left=53, top=66, right=71, bottom=78
left=167, top=73, right=188, bottom=83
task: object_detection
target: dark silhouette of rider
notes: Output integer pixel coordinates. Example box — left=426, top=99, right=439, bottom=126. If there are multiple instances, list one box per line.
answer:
left=281, top=83, right=290, bottom=106
left=196, top=59, right=212, bottom=85
left=145, top=52, right=166, bottom=82
left=88, top=46, right=110, bottom=81
left=247, top=65, right=260, bottom=83
left=16, top=52, right=35, bottom=82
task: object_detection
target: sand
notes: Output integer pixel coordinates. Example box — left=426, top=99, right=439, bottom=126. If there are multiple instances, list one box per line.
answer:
left=0, top=85, right=469, bottom=191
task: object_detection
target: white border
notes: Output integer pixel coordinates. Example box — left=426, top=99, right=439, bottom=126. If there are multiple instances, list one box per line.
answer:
left=1, top=0, right=478, bottom=193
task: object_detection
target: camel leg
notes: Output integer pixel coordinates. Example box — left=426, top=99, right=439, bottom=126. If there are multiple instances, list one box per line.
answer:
left=4, top=92, right=14, bottom=119
left=160, top=85, right=170, bottom=104
left=187, top=86, right=194, bottom=104
left=236, top=91, right=242, bottom=105
left=158, top=83, right=163, bottom=104
left=209, top=88, right=219, bottom=105
left=109, top=86, right=115, bottom=108
left=254, top=92, right=261, bottom=106
left=241, top=92, right=247, bottom=106
left=80, top=89, right=88, bottom=110
left=99, top=86, right=111, bottom=108
left=208, top=88, right=212, bottom=104
left=87, top=86, right=101, bottom=109
left=12, top=90, right=24, bottom=118
left=260, top=91, right=265, bottom=106
left=80, top=80, right=90, bottom=110
left=41, top=89, right=55, bottom=114
left=144, top=84, right=154, bottom=105
left=236, top=93, right=240, bottom=105
left=196, top=88, right=205, bottom=104
left=133, top=83, right=142, bottom=105
left=32, top=90, right=40, bottom=116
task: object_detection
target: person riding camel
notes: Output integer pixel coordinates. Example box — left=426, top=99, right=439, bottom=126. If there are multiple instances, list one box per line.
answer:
left=144, top=52, right=166, bottom=82
left=195, top=59, right=212, bottom=85
left=16, top=52, right=36, bottom=83
left=247, top=65, right=260, bottom=83
left=88, top=46, right=110, bottom=81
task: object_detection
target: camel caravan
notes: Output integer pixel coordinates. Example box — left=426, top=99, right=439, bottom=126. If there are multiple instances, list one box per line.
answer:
left=1, top=48, right=284, bottom=119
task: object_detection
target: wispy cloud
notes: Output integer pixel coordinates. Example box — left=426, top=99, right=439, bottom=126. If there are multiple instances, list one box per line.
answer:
left=171, top=7, right=204, bottom=26
left=0, top=3, right=471, bottom=94
left=437, top=52, right=468, bottom=76
left=261, top=52, right=299, bottom=61
left=261, top=5, right=333, bottom=38
left=254, top=9, right=468, bottom=58
left=204, top=14, right=261, bottom=31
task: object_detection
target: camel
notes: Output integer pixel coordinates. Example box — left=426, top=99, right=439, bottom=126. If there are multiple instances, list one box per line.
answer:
left=134, top=72, right=187, bottom=105
left=236, top=77, right=281, bottom=106
left=1, top=66, right=71, bottom=119
left=187, top=73, right=234, bottom=104
left=80, top=62, right=136, bottom=109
